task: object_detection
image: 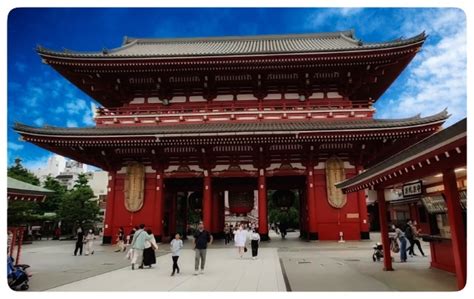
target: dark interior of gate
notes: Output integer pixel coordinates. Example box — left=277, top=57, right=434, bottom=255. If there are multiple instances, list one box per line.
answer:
left=161, top=176, right=310, bottom=242
left=267, top=176, right=306, bottom=240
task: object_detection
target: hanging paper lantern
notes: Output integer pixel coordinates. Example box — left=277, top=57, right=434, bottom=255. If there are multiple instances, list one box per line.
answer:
left=228, top=191, right=254, bottom=215
left=272, top=190, right=295, bottom=210
left=188, top=191, right=202, bottom=211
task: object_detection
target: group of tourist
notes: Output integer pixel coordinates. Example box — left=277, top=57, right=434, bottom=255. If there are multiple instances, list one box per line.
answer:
left=231, top=223, right=261, bottom=259
left=391, top=220, right=425, bottom=262
left=72, top=220, right=261, bottom=276
left=73, top=227, right=96, bottom=256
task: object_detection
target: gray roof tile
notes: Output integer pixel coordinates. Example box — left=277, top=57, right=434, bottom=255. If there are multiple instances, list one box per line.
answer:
left=37, top=30, right=426, bottom=59
left=14, top=110, right=448, bottom=137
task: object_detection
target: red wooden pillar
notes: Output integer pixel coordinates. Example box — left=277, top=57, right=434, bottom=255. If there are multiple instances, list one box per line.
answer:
left=211, top=190, right=220, bottom=234
left=169, top=193, right=177, bottom=236
left=258, top=169, right=269, bottom=240
left=307, top=165, right=318, bottom=240
left=103, top=171, right=116, bottom=244
left=203, top=171, right=212, bottom=230
left=377, top=188, right=393, bottom=271
left=443, top=169, right=466, bottom=290
left=356, top=165, right=370, bottom=239
left=154, top=169, right=164, bottom=242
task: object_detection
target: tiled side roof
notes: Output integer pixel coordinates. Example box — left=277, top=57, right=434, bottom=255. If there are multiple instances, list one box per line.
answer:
left=36, top=30, right=426, bottom=58
left=7, top=177, right=54, bottom=194
left=336, top=117, right=466, bottom=190
left=14, top=110, right=448, bottom=137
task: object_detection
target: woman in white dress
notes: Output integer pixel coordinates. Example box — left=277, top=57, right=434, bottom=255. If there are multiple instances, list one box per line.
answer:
left=234, top=224, right=247, bottom=258
left=84, top=229, right=95, bottom=256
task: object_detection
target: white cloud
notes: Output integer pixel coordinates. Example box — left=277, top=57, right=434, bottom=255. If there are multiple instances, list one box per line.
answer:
left=375, top=9, right=466, bottom=126
left=66, top=120, right=78, bottom=127
left=34, top=118, right=44, bottom=126
left=22, top=155, right=51, bottom=173
left=65, top=99, right=87, bottom=114
left=8, top=142, right=24, bottom=151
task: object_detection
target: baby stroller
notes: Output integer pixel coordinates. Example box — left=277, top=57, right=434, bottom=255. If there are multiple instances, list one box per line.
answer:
left=372, top=242, right=384, bottom=262
left=7, top=256, right=30, bottom=291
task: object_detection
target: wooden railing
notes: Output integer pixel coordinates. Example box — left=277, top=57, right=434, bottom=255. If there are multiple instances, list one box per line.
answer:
left=97, top=100, right=368, bottom=117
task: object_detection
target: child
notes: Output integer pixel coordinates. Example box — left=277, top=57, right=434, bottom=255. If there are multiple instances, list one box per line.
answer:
left=170, top=233, right=183, bottom=276
left=250, top=228, right=260, bottom=260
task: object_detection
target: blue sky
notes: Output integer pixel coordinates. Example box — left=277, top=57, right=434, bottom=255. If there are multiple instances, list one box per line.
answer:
left=7, top=8, right=466, bottom=171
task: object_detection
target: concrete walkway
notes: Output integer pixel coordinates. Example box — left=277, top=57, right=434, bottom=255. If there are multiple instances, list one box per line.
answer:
left=48, top=248, right=286, bottom=291
left=20, top=231, right=458, bottom=291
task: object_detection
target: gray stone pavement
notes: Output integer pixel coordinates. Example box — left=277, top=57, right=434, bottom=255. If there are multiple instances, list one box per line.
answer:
left=275, top=232, right=457, bottom=291
left=19, top=230, right=458, bottom=291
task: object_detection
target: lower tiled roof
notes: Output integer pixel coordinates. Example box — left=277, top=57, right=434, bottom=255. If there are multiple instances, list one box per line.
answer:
left=14, top=110, right=448, bottom=137
left=336, top=117, right=466, bottom=191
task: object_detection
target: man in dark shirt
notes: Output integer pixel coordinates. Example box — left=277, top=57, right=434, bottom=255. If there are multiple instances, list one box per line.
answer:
left=74, top=227, right=84, bottom=256
left=193, top=221, right=213, bottom=275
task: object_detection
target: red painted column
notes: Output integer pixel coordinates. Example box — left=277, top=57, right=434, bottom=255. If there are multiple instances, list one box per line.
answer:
left=154, top=169, right=164, bottom=242
left=377, top=188, right=393, bottom=271
left=356, top=165, right=370, bottom=239
left=307, top=165, right=318, bottom=240
left=211, top=190, right=220, bottom=234
left=442, top=169, right=466, bottom=290
left=103, top=170, right=116, bottom=244
left=258, top=169, right=269, bottom=240
left=203, top=172, right=212, bottom=230
left=169, top=193, right=177, bottom=236
left=219, top=192, right=225, bottom=229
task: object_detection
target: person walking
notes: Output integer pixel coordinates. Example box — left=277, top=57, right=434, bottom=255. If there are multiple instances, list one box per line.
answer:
left=250, top=228, right=261, bottom=260
left=405, top=220, right=416, bottom=257
left=411, top=221, right=426, bottom=256
left=115, top=227, right=126, bottom=252
left=130, top=224, right=153, bottom=270
left=142, top=229, right=158, bottom=268
left=224, top=224, right=231, bottom=245
left=393, top=224, right=407, bottom=262
left=279, top=221, right=287, bottom=239
left=84, top=229, right=95, bottom=255
left=234, top=224, right=247, bottom=258
left=170, top=233, right=184, bottom=276
left=193, top=221, right=213, bottom=275
left=74, top=227, right=84, bottom=256
left=127, top=226, right=138, bottom=246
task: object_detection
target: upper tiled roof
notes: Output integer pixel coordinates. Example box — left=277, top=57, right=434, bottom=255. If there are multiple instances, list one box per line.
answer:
left=14, top=110, right=448, bottom=137
left=37, top=30, right=426, bottom=58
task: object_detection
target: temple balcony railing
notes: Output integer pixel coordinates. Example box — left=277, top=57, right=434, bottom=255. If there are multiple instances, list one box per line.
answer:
left=94, top=99, right=374, bottom=127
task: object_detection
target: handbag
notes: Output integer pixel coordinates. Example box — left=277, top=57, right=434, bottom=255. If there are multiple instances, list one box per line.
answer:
left=244, top=247, right=248, bottom=252
left=125, top=248, right=134, bottom=260
left=390, top=239, right=400, bottom=253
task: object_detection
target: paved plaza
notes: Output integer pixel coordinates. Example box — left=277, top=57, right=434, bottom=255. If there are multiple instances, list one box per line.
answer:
left=19, top=231, right=457, bottom=291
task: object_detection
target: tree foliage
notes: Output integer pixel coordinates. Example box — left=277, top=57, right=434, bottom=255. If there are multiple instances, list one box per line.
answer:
left=8, top=158, right=40, bottom=186
left=38, top=176, right=67, bottom=213
left=57, top=173, right=100, bottom=228
left=7, top=159, right=42, bottom=226
left=268, top=190, right=300, bottom=228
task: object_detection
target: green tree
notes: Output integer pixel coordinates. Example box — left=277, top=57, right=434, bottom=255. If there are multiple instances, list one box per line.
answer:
left=8, top=201, right=40, bottom=226
left=58, top=174, right=100, bottom=233
left=268, top=190, right=300, bottom=228
left=8, top=158, right=40, bottom=186
left=7, top=158, right=42, bottom=226
left=38, top=176, right=67, bottom=213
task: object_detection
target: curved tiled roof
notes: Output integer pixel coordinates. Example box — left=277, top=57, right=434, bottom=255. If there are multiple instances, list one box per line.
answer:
left=36, top=30, right=426, bottom=59
left=14, top=110, right=448, bottom=137
left=336, top=117, right=466, bottom=191
left=7, top=177, right=54, bottom=194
